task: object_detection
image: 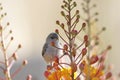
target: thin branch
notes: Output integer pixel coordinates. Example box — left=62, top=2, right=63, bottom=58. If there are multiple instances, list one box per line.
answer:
left=0, top=66, right=5, bottom=71
left=77, top=56, right=84, bottom=65
left=75, top=72, right=82, bottom=80
left=74, top=52, right=82, bottom=62
left=59, top=63, right=71, bottom=67
left=11, top=65, right=23, bottom=78
left=58, top=33, right=69, bottom=45
left=0, top=61, right=4, bottom=65
left=75, top=41, right=85, bottom=50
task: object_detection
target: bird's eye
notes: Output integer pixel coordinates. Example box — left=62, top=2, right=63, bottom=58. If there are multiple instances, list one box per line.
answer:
left=51, top=37, right=54, bottom=39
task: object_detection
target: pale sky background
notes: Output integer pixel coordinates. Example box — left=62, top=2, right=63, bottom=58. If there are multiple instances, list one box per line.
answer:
left=0, top=0, right=120, bottom=80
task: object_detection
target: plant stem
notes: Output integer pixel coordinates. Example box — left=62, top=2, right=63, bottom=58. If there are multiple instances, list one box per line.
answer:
left=68, top=1, right=74, bottom=80
left=1, top=30, right=12, bottom=80
left=86, top=0, right=91, bottom=80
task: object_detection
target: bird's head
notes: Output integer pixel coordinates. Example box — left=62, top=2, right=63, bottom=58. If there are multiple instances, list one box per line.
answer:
left=46, top=33, right=59, bottom=43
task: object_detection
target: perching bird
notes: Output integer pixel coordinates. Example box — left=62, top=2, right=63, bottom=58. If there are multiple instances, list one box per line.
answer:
left=42, top=33, right=60, bottom=64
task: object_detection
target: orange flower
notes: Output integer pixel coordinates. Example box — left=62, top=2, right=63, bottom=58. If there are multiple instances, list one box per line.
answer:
left=47, top=68, right=71, bottom=80
left=81, top=61, right=104, bottom=80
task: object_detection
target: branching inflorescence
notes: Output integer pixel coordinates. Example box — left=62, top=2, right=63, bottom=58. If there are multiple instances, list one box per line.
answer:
left=44, top=0, right=88, bottom=80
left=44, top=0, right=113, bottom=80
left=0, top=3, right=32, bottom=80
left=79, top=0, right=113, bottom=80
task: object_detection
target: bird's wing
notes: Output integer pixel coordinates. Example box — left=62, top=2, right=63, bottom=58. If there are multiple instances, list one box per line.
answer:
left=42, top=43, right=48, bottom=56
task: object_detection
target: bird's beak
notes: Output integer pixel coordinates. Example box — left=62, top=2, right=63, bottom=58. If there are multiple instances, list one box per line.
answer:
left=55, top=37, right=58, bottom=40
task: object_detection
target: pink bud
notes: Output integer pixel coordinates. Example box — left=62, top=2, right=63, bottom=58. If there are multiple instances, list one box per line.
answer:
left=90, top=55, right=99, bottom=64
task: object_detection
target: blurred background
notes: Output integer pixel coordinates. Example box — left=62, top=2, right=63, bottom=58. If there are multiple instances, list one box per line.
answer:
left=0, top=0, right=120, bottom=80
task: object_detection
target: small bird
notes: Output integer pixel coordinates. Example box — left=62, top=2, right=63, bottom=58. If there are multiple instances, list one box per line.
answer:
left=42, top=33, right=60, bottom=64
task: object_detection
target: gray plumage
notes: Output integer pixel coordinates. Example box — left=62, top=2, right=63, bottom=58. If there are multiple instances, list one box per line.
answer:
left=42, top=33, right=60, bottom=63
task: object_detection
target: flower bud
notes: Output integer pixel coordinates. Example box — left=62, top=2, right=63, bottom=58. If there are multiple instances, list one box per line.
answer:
left=95, top=12, right=99, bottom=15
left=63, top=44, right=68, bottom=51
left=61, top=23, right=64, bottom=29
left=56, top=20, right=60, bottom=25
left=61, top=5, right=64, bottom=8
left=71, top=62, right=77, bottom=72
left=82, top=23, right=86, bottom=28
left=90, top=55, right=99, bottom=64
left=61, top=11, right=65, bottom=16
left=18, top=44, right=22, bottom=49
left=44, top=71, right=51, bottom=78
left=85, top=41, right=89, bottom=47
left=79, top=61, right=85, bottom=71
left=12, top=53, right=18, bottom=61
left=72, top=48, right=76, bottom=57
left=47, top=65, right=53, bottom=70
left=7, top=22, right=10, bottom=26
left=107, top=45, right=112, bottom=50
left=4, top=13, right=7, bottom=16
left=55, top=29, right=59, bottom=34
left=22, top=60, right=28, bottom=66
left=102, top=27, right=106, bottom=31
left=11, top=37, right=14, bottom=41
left=26, top=75, right=32, bottom=80
left=73, top=2, right=77, bottom=7
left=82, top=48, right=87, bottom=57
left=71, top=30, right=78, bottom=35
left=84, top=35, right=88, bottom=41
left=9, top=30, right=12, bottom=33
left=54, top=56, right=59, bottom=63
left=106, top=72, right=112, bottom=79
left=76, top=10, right=79, bottom=14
